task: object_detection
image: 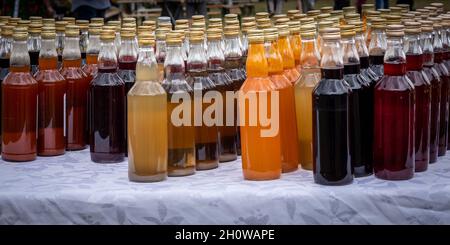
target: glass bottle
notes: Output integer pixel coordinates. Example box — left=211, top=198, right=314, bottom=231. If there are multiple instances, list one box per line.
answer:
left=295, top=25, right=321, bottom=171
left=162, top=33, right=196, bottom=176
left=207, top=29, right=238, bottom=162
left=27, top=23, right=41, bottom=75
left=34, top=31, right=66, bottom=156
left=374, top=26, right=415, bottom=180
left=369, top=19, right=387, bottom=78
left=1, top=32, right=38, bottom=161
left=224, top=28, right=246, bottom=158
left=433, top=24, right=450, bottom=156
left=404, top=23, right=431, bottom=172
left=421, top=23, right=441, bottom=163
left=0, top=25, right=13, bottom=143
left=265, top=28, right=299, bottom=173
left=277, top=25, right=300, bottom=84
left=186, top=31, right=219, bottom=170
left=89, top=30, right=125, bottom=163
left=61, top=25, right=89, bottom=151
left=289, top=22, right=302, bottom=73
left=82, top=24, right=101, bottom=79
left=341, top=25, right=373, bottom=177
left=118, top=28, right=138, bottom=157
left=313, top=33, right=352, bottom=185
left=55, top=21, right=66, bottom=69
left=128, top=35, right=168, bottom=182
left=77, top=20, right=89, bottom=65
left=239, top=30, right=282, bottom=180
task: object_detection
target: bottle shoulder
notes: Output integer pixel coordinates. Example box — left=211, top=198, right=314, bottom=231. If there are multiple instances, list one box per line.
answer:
left=128, top=81, right=166, bottom=96
left=313, top=78, right=351, bottom=95
left=34, top=69, right=65, bottom=83
left=240, top=77, right=277, bottom=93
left=2, top=71, right=38, bottom=85
left=91, top=72, right=125, bottom=86
left=375, top=75, right=415, bottom=91
left=60, top=66, right=87, bottom=79
left=406, top=70, right=431, bottom=86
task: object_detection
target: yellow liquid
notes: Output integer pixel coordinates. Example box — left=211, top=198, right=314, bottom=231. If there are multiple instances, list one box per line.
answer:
left=294, top=68, right=321, bottom=170
left=128, top=83, right=168, bottom=182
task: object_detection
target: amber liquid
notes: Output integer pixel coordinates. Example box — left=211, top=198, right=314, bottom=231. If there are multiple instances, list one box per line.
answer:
left=240, top=43, right=281, bottom=180
left=89, top=67, right=125, bottom=163
left=2, top=66, right=38, bottom=161
left=208, top=59, right=238, bottom=162
left=295, top=67, right=321, bottom=170
left=162, top=64, right=196, bottom=176
left=187, top=67, right=219, bottom=170
left=35, top=57, right=66, bottom=156
left=61, top=59, right=90, bottom=150
left=83, top=54, right=98, bottom=77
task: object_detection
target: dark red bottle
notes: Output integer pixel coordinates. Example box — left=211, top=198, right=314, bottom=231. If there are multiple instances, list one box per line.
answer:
left=34, top=32, right=66, bottom=156
left=373, top=27, right=415, bottom=180
left=118, top=30, right=138, bottom=157
left=421, top=23, right=442, bottom=163
left=404, top=23, right=431, bottom=172
left=89, top=31, right=125, bottom=163
left=61, top=25, right=90, bottom=151
left=0, top=26, right=13, bottom=145
left=432, top=24, right=450, bottom=156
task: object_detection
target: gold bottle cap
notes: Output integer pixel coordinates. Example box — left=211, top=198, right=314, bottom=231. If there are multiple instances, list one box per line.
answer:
left=65, top=25, right=79, bottom=37
left=224, top=28, right=239, bottom=38
left=317, top=13, right=331, bottom=21
left=241, top=16, right=255, bottom=23
left=287, top=9, right=300, bottom=16
left=318, top=21, right=333, bottom=32
left=121, top=28, right=136, bottom=39
left=143, top=20, right=156, bottom=26
left=42, top=25, right=56, bottom=33
left=347, top=20, right=363, bottom=34
left=307, top=10, right=321, bottom=17
left=273, top=14, right=287, bottom=20
left=248, top=30, right=264, bottom=44
left=396, top=4, right=410, bottom=11
left=1, top=25, right=13, bottom=36
left=62, top=17, right=75, bottom=25
left=209, top=17, right=222, bottom=23
left=276, top=24, right=289, bottom=37
left=88, top=25, right=101, bottom=35
left=76, top=19, right=89, bottom=25
left=288, top=21, right=301, bottom=34
left=330, top=10, right=343, bottom=16
left=263, top=28, right=278, bottom=42
left=107, top=20, right=120, bottom=27
left=224, top=13, right=238, bottom=20
left=41, top=31, right=56, bottom=39
left=322, top=33, right=341, bottom=41
left=189, top=30, right=204, bottom=43
left=55, top=21, right=67, bottom=32
left=404, top=22, right=421, bottom=34
left=275, top=17, right=290, bottom=25
left=242, top=22, right=256, bottom=33
left=321, top=27, right=340, bottom=35
left=343, top=6, right=356, bottom=14
left=100, top=29, right=115, bottom=41
left=13, top=32, right=28, bottom=41
left=14, top=26, right=28, bottom=33
left=29, top=16, right=42, bottom=21
left=389, top=7, right=403, bottom=14
left=300, top=24, right=316, bottom=38
left=8, top=17, right=21, bottom=24
left=42, top=18, right=55, bottom=25
left=176, top=23, right=189, bottom=30
left=123, top=17, right=136, bottom=24
left=138, top=34, right=155, bottom=47
left=206, top=28, right=222, bottom=40
left=385, top=15, right=402, bottom=25
left=256, top=12, right=269, bottom=19
left=28, top=23, right=42, bottom=34
left=166, top=32, right=182, bottom=45
left=292, top=13, right=306, bottom=20
left=175, top=19, right=189, bottom=25
left=371, top=18, right=386, bottom=29
left=91, top=17, right=104, bottom=25
left=321, top=6, right=333, bottom=13
left=340, top=25, right=356, bottom=37
left=138, top=25, right=153, bottom=34
left=18, top=20, right=31, bottom=27
left=362, top=4, right=375, bottom=11
left=366, top=10, right=380, bottom=17
left=191, top=22, right=205, bottom=29
left=192, top=15, right=205, bottom=21
left=300, top=17, right=315, bottom=25
left=0, top=16, right=11, bottom=22
left=155, top=28, right=170, bottom=40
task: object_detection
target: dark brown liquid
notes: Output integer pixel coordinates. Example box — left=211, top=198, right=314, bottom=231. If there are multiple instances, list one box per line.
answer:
left=29, top=51, right=40, bottom=75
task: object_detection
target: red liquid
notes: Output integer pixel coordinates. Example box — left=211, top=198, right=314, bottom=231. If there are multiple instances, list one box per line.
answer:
left=1, top=66, right=38, bottom=161
left=61, top=59, right=90, bottom=150
left=344, top=63, right=373, bottom=177
left=89, top=67, right=125, bottom=163
left=313, top=68, right=353, bottom=185
left=424, top=64, right=442, bottom=163
left=434, top=51, right=450, bottom=156
left=118, top=56, right=137, bottom=157
left=208, top=58, right=237, bottom=162
left=35, top=57, right=66, bottom=156
left=406, top=54, right=431, bottom=172
left=374, top=62, right=415, bottom=180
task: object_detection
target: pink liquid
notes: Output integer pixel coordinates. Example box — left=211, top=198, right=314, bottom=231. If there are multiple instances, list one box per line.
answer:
left=373, top=62, right=415, bottom=180
left=406, top=54, right=431, bottom=172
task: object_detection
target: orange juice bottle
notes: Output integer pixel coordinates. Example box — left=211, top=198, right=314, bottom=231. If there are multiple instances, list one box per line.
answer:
left=264, top=28, right=299, bottom=173
left=294, top=25, right=321, bottom=170
left=239, top=30, right=281, bottom=180
left=288, top=21, right=302, bottom=73
left=276, top=24, right=300, bottom=84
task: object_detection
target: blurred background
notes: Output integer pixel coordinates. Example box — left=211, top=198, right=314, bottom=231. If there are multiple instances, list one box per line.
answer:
left=0, top=0, right=448, bottom=23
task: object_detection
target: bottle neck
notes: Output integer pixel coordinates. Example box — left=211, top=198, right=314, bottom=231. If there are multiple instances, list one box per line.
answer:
left=384, top=36, right=406, bottom=75
left=155, top=39, right=166, bottom=64
left=341, top=36, right=360, bottom=74
left=86, top=34, right=100, bottom=65
left=80, top=30, right=88, bottom=54
left=0, top=36, right=12, bottom=59
left=421, top=31, right=434, bottom=66
left=354, top=32, right=369, bottom=59
left=118, top=38, right=138, bottom=69
left=300, top=37, right=320, bottom=69
left=369, top=29, right=387, bottom=58
left=10, top=39, right=30, bottom=71
left=246, top=42, right=268, bottom=78
left=27, top=33, right=41, bottom=52
left=290, top=33, right=301, bottom=64
left=187, top=42, right=207, bottom=72
left=278, top=36, right=296, bottom=69
left=136, top=45, right=159, bottom=82
left=267, top=40, right=284, bottom=75
left=164, top=44, right=185, bottom=82
left=62, top=36, right=81, bottom=62
left=224, top=36, right=242, bottom=59
left=39, top=38, right=58, bottom=70
left=207, top=39, right=225, bottom=71
left=433, top=29, right=444, bottom=63
left=98, top=39, right=118, bottom=72
left=321, top=39, right=344, bottom=71
left=56, top=31, right=65, bottom=57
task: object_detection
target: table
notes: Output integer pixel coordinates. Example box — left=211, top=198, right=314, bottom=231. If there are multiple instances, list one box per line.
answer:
left=1, top=150, right=450, bottom=224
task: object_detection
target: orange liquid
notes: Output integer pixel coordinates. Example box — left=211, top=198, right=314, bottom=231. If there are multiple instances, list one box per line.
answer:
left=278, top=36, right=300, bottom=84
left=267, top=41, right=299, bottom=173
left=2, top=66, right=38, bottom=161
left=61, top=59, right=90, bottom=150
left=289, top=34, right=302, bottom=73
left=83, top=54, right=98, bottom=78
left=240, top=42, right=281, bottom=180
left=35, top=57, right=66, bottom=156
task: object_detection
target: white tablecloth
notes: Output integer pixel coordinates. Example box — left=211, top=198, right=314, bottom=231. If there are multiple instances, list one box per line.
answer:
left=0, top=149, right=450, bottom=224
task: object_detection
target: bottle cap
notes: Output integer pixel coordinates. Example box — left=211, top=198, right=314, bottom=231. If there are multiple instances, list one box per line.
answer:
left=121, top=27, right=136, bottom=39
left=192, top=15, right=205, bottom=22
left=317, top=13, right=331, bottom=21
left=1, top=25, right=13, bottom=36
left=166, top=32, right=182, bottom=45
left=371, top=18, right=386, bottom=30
left=42, top=18, right=55, bottom=26
left=386, top=24, right=404, bottom=37
left=343, top=6, right=356, bottom=14
left=55, top=21, right=67, bottom=32
left=347, top=20, right=363, bottom=34
left=362, top=4, right=375, bottom=11
left=255, top=12, right=269, bottom=20
left=28, top=23, right=42, bottom=34
left=14, top=26, right=28, bottom=33
left=13, top=32, right=28, bottom=40
left=142, top=20, right=156, bottom=27
left=175, top=19, right=188, bottom=26
left=91, top=17, right=104, bottom=25
left=300, top=17, right=315, bottom=25
left=389, top=7, right=403, bottom=14
left=292, top=13, right=306, bottom=20
left=320, top=6, right=333, bottom=14
left=404, top=22, right=421, bottom=34
left=276, top=25, right=289, bottom=37
left=287, top=9, right=300, bottom=17
left=340, top=25, right=356, bottom=37
left=247, top=29, right=264, bottom=44
left=138, top=33, right=155, bottom=47
left=65, top=25, right=79, bottom=37
left=42, top=31, right=56, bottom=39
left=263, top=28, right=278, bottom=41
left=62, top=17, right=75, bottom=25
left=42, top=25, right=56, bottom=33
